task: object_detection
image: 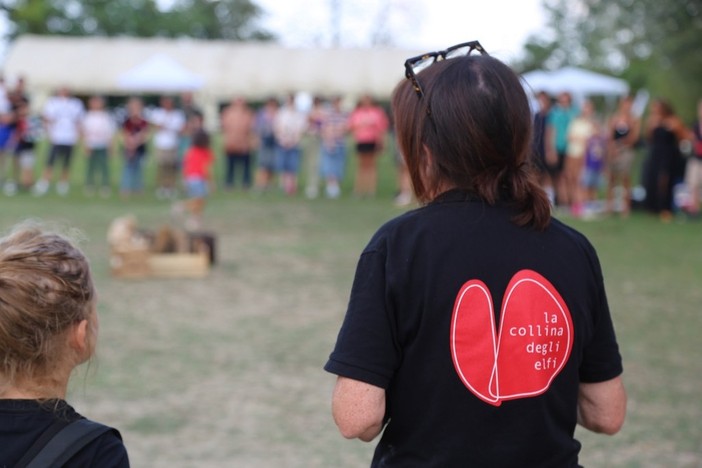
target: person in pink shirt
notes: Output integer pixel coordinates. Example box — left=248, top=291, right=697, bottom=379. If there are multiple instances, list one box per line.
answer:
left=348, top=95, right=389, bottom=197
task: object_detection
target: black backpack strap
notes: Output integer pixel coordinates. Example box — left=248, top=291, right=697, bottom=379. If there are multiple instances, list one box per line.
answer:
left=20, top=419, right=115, bottom=468
left=14, top=418, right=71, bottom=468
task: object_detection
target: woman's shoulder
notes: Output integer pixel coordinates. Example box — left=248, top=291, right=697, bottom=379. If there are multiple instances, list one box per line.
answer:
left=547, top=217, right=599, bottom=257
left=363, top=207, right=425, bottom=252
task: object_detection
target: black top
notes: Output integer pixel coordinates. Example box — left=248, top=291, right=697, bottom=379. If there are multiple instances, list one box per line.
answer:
left=325, top=190, right=623, bottom=467
left=693, top=120, right=702, bottom=160
left=0, top=399, right=129, bottom=467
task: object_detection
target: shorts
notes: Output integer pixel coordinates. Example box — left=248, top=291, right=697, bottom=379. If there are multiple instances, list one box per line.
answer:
left=257, top=144, right=277, bottom=171
left=276, top=146, right=301, bottom=173
left=320, top=142, right=346, bottom=180
left=17, top=150, right=35, bottom=170
left=685, top=158, right=702, bottom=190
left=47, top=144, right=74, bottom=169
left=356, top=142, right=377, bottom=154
left=546, top=150, right=566, bottom=177
left=185, top=177, right=208, bottom=198
left=581, top=168, right=603, bottom=190
left=155, top=148, right=178, bottom=165
left=610, top=145, right=635, bottom=175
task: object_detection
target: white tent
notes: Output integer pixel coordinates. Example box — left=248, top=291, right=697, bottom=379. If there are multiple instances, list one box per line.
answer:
left=521, top=66, right=629, bottom=99
left=117, top=53, right=204, bottom=92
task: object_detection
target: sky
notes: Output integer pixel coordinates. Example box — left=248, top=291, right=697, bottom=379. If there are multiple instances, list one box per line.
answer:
left=0, top=0, right=547, bottom=65
left=254, top=0, right=548, bottom=62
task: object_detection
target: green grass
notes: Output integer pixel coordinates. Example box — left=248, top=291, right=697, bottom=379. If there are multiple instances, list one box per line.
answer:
left=0, top=143, right=700, bottom=466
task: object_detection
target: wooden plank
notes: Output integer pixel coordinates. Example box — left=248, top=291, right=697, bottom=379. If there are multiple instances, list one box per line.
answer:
left=147, top=253, right=210, bottom=278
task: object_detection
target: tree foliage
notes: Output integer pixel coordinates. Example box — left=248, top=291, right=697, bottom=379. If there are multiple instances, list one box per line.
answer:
left=0, top=0, right=275, bottom=41
left=515, top=0, right=702, bottom=119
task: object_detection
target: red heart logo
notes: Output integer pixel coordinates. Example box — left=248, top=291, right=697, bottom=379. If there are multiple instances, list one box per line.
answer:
left=450, top=270, right=573, bottom=406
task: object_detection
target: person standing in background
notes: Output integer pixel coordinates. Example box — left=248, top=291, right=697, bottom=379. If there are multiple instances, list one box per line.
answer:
left=253, top=97, right=279, bottom=192
left=564, top=99, right=597, bottom=217
left=546, top=92, right=578, bottom=208
left=33, top=87, right=84, bottom=196
left=605, top=95, right=641, bottom=216
left=348, top=94, right=389, bottom=198
left=220, top=97, right=255, bottom=191
left=683, top=99, right=702, bottom=215
left=4, top=96, right=38, bottom=195
left=150, top=95, right=185, bottom=200
left=81, top=95, right=116, bottom=197
left=182, top=129, right=215, bottom=231
left=120, top=97, right=149, bottom=199
left=304, top=96, right=326, bottom=199
left=0, top=77, right=13, bottom=189
left=177, top=91, right=202, bottom=165
left=273, top=94, right=307, bottom=196
left=531, top=91, right=554, bottom=204
left=643, top=98, right=691, bottom=221
left=318, top=96, right=348, bottom=199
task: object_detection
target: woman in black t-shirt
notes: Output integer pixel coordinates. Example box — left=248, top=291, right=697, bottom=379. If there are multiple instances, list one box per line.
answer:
left=325, top=43, right=627, bottom=467
left=0, top=224, right=129, bottom=467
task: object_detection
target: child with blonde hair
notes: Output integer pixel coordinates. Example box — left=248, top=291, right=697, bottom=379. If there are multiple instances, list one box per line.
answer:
left=0, top=224, right=129, bottom=466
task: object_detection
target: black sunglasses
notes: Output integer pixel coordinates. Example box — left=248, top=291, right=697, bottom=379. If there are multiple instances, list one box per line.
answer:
left=404, top=41, right=488, bottom=100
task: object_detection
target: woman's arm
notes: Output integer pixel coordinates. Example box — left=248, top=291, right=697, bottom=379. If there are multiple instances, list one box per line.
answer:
left=331, top=376, right=386, bottom=442
left=577, top=375, right=627, bottom=435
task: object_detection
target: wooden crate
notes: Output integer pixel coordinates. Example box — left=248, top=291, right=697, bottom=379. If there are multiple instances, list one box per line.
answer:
left=147, top=252, right=210, bottom=278
left=110, top=250, right=210, bottom=279
left=110, top=248, right=151, bottom=279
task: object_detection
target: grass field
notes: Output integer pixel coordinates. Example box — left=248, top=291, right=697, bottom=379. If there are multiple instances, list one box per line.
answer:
left=0, top=147, right=700, bottom=467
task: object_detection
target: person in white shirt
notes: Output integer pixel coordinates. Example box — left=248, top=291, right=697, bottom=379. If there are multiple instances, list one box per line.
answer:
left=273, top=94, right=307, bottom=196
left=81, top=96, right=116, bottom=197
left=150, top=95, right=185, bottom=199
left=33, top=87, right=85, bottom=196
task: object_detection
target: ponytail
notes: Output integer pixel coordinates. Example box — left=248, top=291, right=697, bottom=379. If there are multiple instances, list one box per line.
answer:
left=508, top=163, right=551, bottom=230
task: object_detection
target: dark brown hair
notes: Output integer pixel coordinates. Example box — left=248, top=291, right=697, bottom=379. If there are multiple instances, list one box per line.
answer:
left=192, top=129, right=210, bottom=148
left=392, top=55, right=551, bottom=229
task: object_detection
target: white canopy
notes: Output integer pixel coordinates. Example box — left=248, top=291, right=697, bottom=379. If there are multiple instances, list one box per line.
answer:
left=521, top=66, right=629, bottom=98
left=117, top=53, right=204, bottom=92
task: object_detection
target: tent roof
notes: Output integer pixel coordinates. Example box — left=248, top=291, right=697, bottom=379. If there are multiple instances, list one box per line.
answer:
left=117, top=53, right=205, bottom=92
left=521, top=66, right=629, bottom=97
left=3, top=35, right=421, bottom=100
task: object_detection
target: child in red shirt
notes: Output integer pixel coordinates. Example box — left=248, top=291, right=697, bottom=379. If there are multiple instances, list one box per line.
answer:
left=182, top=129, right=214, bottom=230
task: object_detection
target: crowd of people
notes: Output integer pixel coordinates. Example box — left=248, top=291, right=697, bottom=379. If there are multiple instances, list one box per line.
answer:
left=0, top=82, right=409, bottom=218
left=2, top=76, right=701, bottom=226
left=532, top=90, right=702, bottom=221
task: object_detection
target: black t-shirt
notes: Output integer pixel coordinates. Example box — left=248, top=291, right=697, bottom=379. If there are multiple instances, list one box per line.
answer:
left=0, top=399, right=129, bottom=467
left=325, top=189, right=623, bottom=467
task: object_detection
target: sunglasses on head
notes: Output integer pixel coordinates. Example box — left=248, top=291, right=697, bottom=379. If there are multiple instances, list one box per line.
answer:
left=404, top=41, right=488, bottom=102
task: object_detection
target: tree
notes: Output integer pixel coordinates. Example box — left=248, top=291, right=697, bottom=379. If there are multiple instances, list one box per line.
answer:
left=0, top=0, right=275, bottom=41
left=515, top=0, right=702, bottom=120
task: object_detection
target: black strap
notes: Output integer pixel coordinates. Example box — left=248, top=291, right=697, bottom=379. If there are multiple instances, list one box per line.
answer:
left=17, top=419, right=114, bottom=468
left=14, top=419, right=71, bottom=468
